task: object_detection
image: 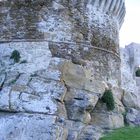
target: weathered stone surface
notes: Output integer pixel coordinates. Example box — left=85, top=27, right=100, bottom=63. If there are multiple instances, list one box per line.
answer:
left=62, top=62, right=85, bottom=89
left=64, top=88, right=99, bottom=124
left=0, top=0, right=127, bottom=139
left=0, top=113, right=68, bottom=140
left=91, top=112, right=124, bottom=129
left=120, top=47, right=138, bottom=96
left=36, top=57, right=65, bottom=81
left=50, top=42, right=121, bottom=85
left=0, top=0, right=125, bottom=43
left=122, top=91, right=140, bottom=109
left=0, top=87, right=11, bottom=111
left=126, top=108, right=140, bottom=126
left=65, top=120, right=103, bottom=140
left=112, top=87, right=125, bottom=113
left=0, top=42, right=52, bottom=74
left=0, top=74, right=67, bottom=116
left=77, top=126, right=103, bottom=140
left=65, top=120, right=85, bottom=140
left=120, top=43, right=140, bottom=127
left=0, top=73, right=5, bottom=88
left=62, top=62, right=106, bottom=94
left=15, top=74, right=30, bottom=86
left=4, top=71, right=20, bottom=86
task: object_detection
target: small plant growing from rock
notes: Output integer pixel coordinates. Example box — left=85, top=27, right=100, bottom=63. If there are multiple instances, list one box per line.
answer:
left=136, top=69, right=140, bottom=77
left=10, top=50, right=21, bottom=63
left=101, top=89, right=115, bottom=111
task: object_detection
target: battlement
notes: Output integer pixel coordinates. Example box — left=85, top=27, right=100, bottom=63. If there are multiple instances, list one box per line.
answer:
left=0, top=0, right=125, bottom=27
left=90, top=0, right=125, bottom=26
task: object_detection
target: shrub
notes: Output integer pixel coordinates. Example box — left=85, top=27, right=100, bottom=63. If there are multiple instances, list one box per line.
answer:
left=10, top=50, right=21, bottom=63
left=136, top=69, right=140, bottom=77
left=101, top=89, right=115, bottom=111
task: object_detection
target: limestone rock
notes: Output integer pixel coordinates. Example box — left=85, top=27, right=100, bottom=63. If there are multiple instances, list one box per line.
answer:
left=122, top=91, right=140, bottom=109
left=126, top=108, right=140, bottom=126
left=62, top=62, right=85, bottom=89
left=91, top=112, right=124, bottom=129
left=112, top=87, right=125, bottom=113
left=36, top=57, right=65, bottom=81
left=64, top=88, right=99, bottom=124
left=62, top=62, right=106, bottom=94
left=65, top=120, right=103, bottom=140
left=0, top=113, right=68, bottom=140
left=65, top=120, right=85, bottom=140
left=0, top=87, right=11, bottom=111
left=0, top=42, right=52, bottom=74
left=0, top=0, right=127, bottom=139
left=0, top=73, right=5, bottom=88
left=77, top=126, right=103, bottom=140
left=15, top=74, right=30, bottom=86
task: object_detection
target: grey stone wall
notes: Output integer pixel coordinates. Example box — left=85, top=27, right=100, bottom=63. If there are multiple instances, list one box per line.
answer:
left=120, top=43, right=140, bottom=126
left=0, top=42, right=125, bottom=140
left=0, top=0, right=126, bottom=139
left=0, top=0, right=125, bottom=86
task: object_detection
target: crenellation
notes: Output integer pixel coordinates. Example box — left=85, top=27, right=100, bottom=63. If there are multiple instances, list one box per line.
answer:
left=117, top=1, right=124, bottom=17
left=119, top=8, right=126, bottom=26
left=118, top=3, right=125, bottom=19
left=105, top=0, right=111, bottom=12
left=87, top=0, right=126, bottom=26
left=113, top=0, right=121, bottom=15
left=109, top=0, right=117, bottom=13
left=93, top=0, right=100, bottom=7
left=100, top=0, right=106, bottom=11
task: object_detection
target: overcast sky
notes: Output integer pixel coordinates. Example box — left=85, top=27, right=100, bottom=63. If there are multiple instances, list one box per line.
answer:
left=120, top=0, right=140, bottom=47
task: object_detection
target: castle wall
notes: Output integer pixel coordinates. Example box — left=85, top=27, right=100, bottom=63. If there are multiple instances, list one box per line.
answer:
left=0, top=0, right=126, bottom=139
left=0, top=0, right=126, bottom=86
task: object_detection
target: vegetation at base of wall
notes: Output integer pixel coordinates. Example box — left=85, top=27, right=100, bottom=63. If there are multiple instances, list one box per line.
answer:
left=100, top=127, right=140, bottom=140
left=136, top=69, right=140, bottom=77
left=101, top=89, right=115, bottom=111
left=10, top=50, right=21, bottom=63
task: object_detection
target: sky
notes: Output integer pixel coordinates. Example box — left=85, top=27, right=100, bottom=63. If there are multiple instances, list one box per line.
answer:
left=120, top=0, right=140, bottom=47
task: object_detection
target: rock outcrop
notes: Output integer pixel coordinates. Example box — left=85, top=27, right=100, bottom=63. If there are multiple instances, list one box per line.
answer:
left=0, top=0, right=126, bottom=139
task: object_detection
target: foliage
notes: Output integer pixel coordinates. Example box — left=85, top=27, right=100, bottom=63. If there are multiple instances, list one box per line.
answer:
left=10, top=50, right=21, bottom=63
left=100, top=127, right=140, bottom=140
left=101, top=89, right=115, bottom=111
left=136, top=69, right=140, bottom=77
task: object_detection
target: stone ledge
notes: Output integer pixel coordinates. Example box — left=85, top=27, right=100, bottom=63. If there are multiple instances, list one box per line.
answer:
left=0, top=40, right=121, bottom=59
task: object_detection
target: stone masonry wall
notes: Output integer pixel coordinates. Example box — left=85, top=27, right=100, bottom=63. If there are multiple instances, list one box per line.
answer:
left=0, top=0, right=126, bottom=85
left=120, top=43, right=140, bottom=126
left=0, top=0, right=126, bottom=140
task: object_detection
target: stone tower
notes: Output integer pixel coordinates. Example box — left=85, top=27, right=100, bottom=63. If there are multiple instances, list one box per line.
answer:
left=0, top=0, right=125, bottom=140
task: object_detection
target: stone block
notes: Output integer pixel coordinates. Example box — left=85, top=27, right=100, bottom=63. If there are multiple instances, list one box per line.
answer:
left=91, top=113, right=124, bottom=129
left=0, top=113, right=68, bottom=140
